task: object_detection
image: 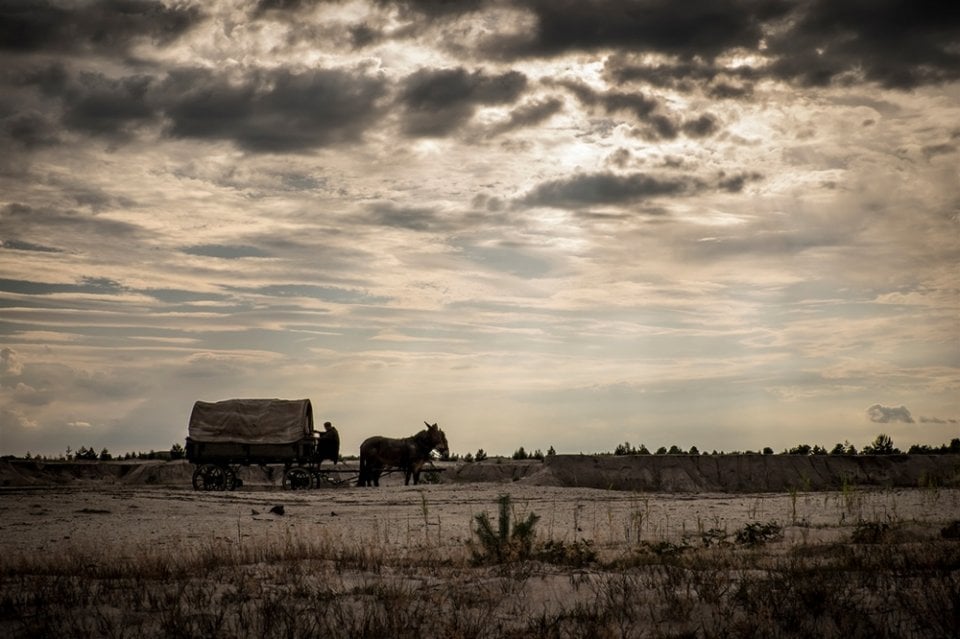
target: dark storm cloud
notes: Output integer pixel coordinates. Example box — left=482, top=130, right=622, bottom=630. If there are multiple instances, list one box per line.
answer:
left=551, top=80, right=676, bottom=139
left=254, top=0, right=312, bottom=14
left=398, top=67, right=527, bottom=137
left=551, top=80, right=721, bottom=140
left=2, top=110, right=61, bottom=148
left=553, top=80, right=659, bottom=120
left=681, top=113, right=720, bottom=138
left=766, top=0, right=960, bottom=89
left=383, top=1, right=958, bottom=91
left=160, top=67, right=388, bottom=151
left=374, top=0, right=489, bottom=18
left=63, top=72, right=155, bottom=138
left=489, top=97, right=564, bottom=136
left=5, top=63, right=385, bottom=152
left=2, top=64, right=157, bottom=142
left=522, top=172, right=703, bottom=209
left=480, top=0, right=791, bottom=60
left=0, top=0, right=202, bottom=55
left=605, top=55, right=761, bottom=94
left=867, top=404, right=915, bottom=424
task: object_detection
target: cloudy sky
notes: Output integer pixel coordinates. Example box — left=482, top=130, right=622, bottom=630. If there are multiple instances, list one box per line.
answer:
left=1, top=0, right=958, bottom=458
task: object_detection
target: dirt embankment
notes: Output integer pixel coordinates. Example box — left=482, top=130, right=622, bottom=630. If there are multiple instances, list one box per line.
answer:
left=519, top=454, right=960, bottom=492
left=3, top=454, right=958, bottom=492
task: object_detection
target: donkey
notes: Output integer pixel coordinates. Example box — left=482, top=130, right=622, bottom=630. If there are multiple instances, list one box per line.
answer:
left=357, top=422, right=449, bottom=487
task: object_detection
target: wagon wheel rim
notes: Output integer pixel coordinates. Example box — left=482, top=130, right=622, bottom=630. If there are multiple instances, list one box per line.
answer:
left=283, top=467, right=314, bottom=490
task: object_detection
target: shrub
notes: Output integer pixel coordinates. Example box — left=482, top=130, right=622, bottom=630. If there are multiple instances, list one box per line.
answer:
left=536, top=539, right=597, bottom=567
left=735, top=521, right=783, bottom=547
left=469, top=494, right=540, bottom=564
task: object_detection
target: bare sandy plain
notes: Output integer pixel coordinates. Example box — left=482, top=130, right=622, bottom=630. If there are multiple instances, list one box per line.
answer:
left=2, top=457, right=959, bottom=638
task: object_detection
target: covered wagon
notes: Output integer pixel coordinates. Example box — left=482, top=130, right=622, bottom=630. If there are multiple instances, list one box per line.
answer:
left=185, top=398, right=339, bottom=490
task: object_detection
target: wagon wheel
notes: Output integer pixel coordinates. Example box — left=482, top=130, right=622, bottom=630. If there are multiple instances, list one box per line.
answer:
left=192, top=464, right=229, bottom=491
left=282, top=467, right=314, bottom=490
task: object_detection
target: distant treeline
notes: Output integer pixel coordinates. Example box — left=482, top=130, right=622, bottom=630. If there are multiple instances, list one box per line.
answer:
left=603, top=433, right=960, bottom=457
left=8, top=433, right=959, bottom=463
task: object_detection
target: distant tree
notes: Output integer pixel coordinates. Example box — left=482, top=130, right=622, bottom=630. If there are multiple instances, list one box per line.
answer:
left=65, top=446, right=73, bottom=460
left=786, top=444, right=812, bottom=455
left=475, top=448, right=487, bottom=462
left=615, top=441, right=636, bottom=455
left=948, top=438, right=960, bottom=454
left=75, top=446, right=98, bottom=461
left=655, top=446, right=667, bottom=455
left=170, top=443, right=185, bottom=460
left=762, top=447, right=774, bottom=455
left=863, top=433, right=898, bottom=455
left=512, top=447, right=528, bottom=460
left=546, top=445, right=556, bottom=457
left=531, top=448, right=544, bottom=461
left=811, top=445, right=827, bottom=455
left=667, top=444, right=683, bottom=454
left=829, top=443, right=845, bottom=455
left=463, top=452, right=474, bottom=463
left=637, top=444, right=650, bottom=455
left=98, top=448, right=112, bottom=461
left=689, top=445, right=699, bottom=455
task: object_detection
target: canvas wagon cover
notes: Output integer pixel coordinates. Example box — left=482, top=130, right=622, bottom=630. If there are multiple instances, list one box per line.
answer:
left=188, top=398, right=314, bottom=444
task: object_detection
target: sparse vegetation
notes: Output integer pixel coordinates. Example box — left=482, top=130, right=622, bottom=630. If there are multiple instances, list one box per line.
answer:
left=3, top=503, right=957, bottom=639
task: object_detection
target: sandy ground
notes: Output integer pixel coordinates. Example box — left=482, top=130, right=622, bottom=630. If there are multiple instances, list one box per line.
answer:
left=2, top=481, right=957, bottom=563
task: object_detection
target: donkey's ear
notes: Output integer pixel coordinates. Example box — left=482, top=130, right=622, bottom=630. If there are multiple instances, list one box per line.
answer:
left=424, top=421, right=431, bottom=428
